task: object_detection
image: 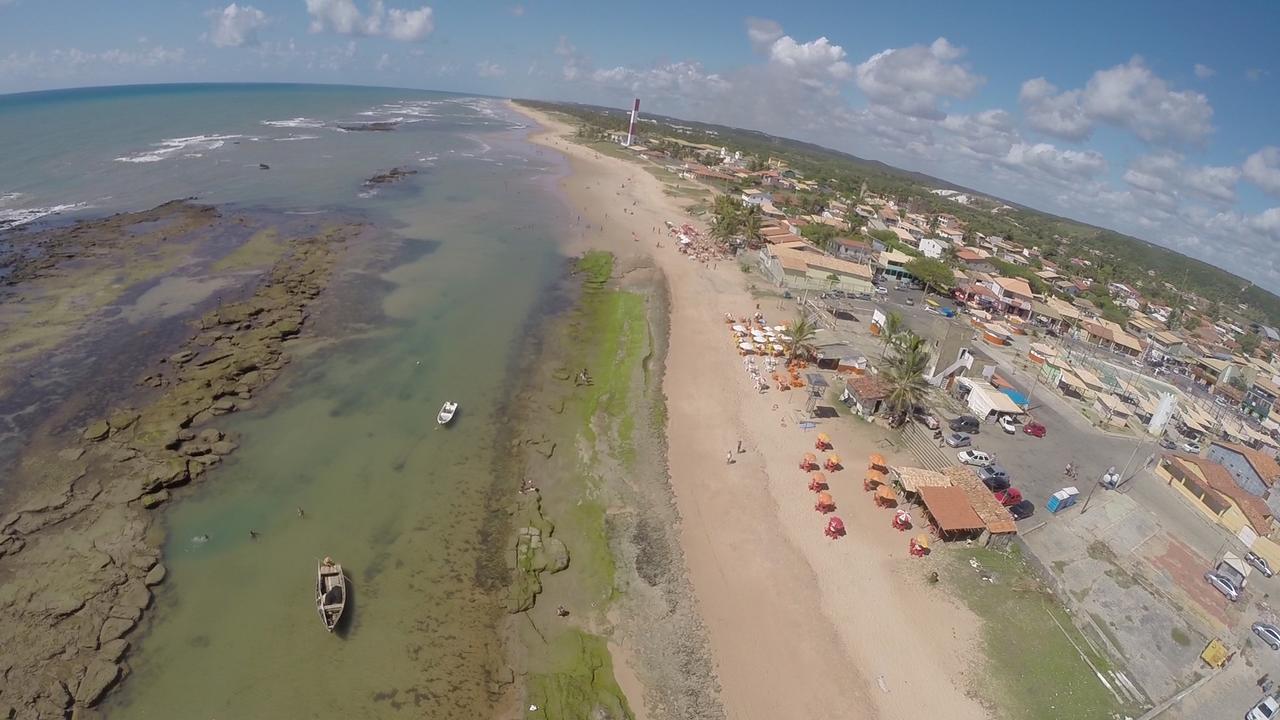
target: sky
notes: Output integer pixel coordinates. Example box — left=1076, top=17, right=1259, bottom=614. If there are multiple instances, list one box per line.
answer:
left=2, top=0, right=1280, bottom=292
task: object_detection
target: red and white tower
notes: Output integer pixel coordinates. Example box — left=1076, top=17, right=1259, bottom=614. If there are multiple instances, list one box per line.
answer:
left=624, top=98, right=640, bottom=146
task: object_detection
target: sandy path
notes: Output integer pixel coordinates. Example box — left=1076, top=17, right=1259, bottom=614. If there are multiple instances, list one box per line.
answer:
left=515, top=103, right=991, bottom=720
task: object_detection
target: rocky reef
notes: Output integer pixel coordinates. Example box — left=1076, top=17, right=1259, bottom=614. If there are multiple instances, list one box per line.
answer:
left=0, top=217, right=353, bottom=718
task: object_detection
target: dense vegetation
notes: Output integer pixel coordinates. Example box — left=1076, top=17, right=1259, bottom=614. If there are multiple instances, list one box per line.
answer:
left=520, top=99, right=1280, bottom=327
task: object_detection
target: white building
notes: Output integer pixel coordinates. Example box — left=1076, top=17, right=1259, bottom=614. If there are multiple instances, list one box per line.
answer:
left=919, top=237, right=950, bottom=259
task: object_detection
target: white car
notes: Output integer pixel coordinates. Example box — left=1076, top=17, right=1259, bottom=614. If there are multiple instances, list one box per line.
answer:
left=874, top=286, right=888, bottom=295
left=999, top=415, right=1018, bottom=434
left=1247, top=696, right=1279, bottom=720
left=1182, top=441, right=1202, bottom=454
left=958, top=450, right=993, bottom=467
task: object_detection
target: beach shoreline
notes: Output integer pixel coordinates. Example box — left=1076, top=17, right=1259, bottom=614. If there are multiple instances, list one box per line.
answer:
left=511, top=100, right=995, bottom=720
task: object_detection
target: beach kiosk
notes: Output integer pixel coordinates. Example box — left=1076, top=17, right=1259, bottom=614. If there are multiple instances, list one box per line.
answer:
left=1046, top=486, right=1080, bottom=513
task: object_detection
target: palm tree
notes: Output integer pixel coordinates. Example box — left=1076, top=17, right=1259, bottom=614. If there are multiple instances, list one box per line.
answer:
left=741, top=205, right=763, bottom=245
left=879, top=311, right=904, bottom=357
left=785, top=314, right=819, bottom=361
left=883, top=336, right=932, bottom=425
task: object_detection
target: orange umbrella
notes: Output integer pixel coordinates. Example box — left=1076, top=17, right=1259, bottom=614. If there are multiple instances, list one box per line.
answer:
left=803, top=452, right=816, bottom=463
left=817, top=433, right=830, bottom=443
left=869, top=453, right=886, bottom=468
left=817, top=491, right=833, bottom=505
left=811, top=471, right=827, bottom=485
left=828, top=454, right=841, bottom=465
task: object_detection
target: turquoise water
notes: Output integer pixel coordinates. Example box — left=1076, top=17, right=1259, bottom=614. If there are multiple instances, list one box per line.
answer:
left=0, top=84, right=569, bottom=717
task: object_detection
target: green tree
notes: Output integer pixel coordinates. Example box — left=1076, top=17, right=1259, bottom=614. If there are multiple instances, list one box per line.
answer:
left=800, top=223, right=839, bottom=251
left=785, top=315, right=819, bottom=361
left=1239, top=332, right=1261, bottom=356
left=826, top=273, right=840, bottom=292
left=904, top=257, right=953, bottom=295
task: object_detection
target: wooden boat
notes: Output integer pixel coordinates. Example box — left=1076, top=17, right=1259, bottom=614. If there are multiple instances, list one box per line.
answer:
left=437, top=401, right=458, bottom=425
left=316, top=557, right=346, bottom=633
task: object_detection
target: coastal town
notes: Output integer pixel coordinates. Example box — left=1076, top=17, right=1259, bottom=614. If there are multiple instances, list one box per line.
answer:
left=523, top=98, right=1280, bottom=720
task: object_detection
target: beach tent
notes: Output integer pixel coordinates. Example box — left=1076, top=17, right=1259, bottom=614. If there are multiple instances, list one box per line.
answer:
left=917, top=485, right=985, bottom=539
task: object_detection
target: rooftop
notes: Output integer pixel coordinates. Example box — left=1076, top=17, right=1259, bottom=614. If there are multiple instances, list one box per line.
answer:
left=1211, top=441, right=1280, bottom=485
left=1167, top=454, right=1274, bottom=534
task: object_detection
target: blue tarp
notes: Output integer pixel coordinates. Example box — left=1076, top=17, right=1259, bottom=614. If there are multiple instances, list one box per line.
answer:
left=1000, top=387, right=1029, bottom=407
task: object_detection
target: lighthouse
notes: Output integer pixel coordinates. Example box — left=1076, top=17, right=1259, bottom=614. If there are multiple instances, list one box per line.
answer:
left=623, top=98, right=639, bottom=147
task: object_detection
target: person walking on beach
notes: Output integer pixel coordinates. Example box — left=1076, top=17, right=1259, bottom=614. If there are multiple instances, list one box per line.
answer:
left=736, top=439, right=743, bottom=453
left=726, top=451, right=734, bottom=465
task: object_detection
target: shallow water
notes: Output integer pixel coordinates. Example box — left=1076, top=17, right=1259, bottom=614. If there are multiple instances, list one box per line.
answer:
left=8, top=85, right=571, bottom=717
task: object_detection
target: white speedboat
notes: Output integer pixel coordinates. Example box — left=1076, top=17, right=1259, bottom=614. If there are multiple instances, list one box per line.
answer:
left=437, top=401, right=458, bottom=425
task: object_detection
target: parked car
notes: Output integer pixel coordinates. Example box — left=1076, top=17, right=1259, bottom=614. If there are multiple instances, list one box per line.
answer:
left=874, top=286, right=888, bottom=295
left=1182, top=441, right=1202, bottom=454
left=1248, top=695, right=1280, bottom=720
left=999, top=415, right=1018, bottom=434
left=1204, top=571, right=1240, bottom=602
left=978, top=465, right=1011, bottom=491
left=1247, top=552, right=1275, bottom=578
left=994, top=487, right=1024, bottom=507
left=949, top=415, right=981, bottom=433
left=1022, top=421, right=1046, bottom=438
left=1253, top=623, right=1280, bottom=650
left=911, top=407, right=940, bottom=429
left=958, top=450, right=993, bottom=467
left=905, top=297, right=915, bottom=306
left=1158, top=437, right=1176, bottom=450
left=1009, top=500, right=1035, bottom=521
left=945, top=433, right=972, bottom=448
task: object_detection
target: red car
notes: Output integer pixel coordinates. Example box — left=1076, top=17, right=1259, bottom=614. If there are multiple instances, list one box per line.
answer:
left=1023, top=421, right=1047, bottom=438
left=994, top=487, right=1024, bottom=507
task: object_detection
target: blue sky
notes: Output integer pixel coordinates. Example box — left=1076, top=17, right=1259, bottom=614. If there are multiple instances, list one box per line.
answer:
left=3, top=0, right=1280, bottom=290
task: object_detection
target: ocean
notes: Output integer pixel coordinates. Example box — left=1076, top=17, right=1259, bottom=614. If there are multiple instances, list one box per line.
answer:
left=1, top=83, right=570, bottom=717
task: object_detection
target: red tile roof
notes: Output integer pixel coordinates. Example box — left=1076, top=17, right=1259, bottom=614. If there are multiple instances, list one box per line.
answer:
left=1213, top=442, right=1280, bottom=486
left=1167, top=454, right=1274, bottom=534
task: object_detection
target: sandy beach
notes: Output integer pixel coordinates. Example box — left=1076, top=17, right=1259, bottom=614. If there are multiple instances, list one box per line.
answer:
left=515, top=102, right=994, bottom=720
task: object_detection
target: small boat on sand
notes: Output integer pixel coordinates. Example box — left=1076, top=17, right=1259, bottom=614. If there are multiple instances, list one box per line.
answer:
left=316, top=557, right=346, bottom=632
left=437, top=401, right=458, bottom=425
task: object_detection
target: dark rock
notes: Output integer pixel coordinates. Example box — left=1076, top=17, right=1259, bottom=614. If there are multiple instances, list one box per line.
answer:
left=176, top=428, right=196, bottom=442
left=196, top=428, right=223, bottom=444
left=74, top=660, right=120, bottom=707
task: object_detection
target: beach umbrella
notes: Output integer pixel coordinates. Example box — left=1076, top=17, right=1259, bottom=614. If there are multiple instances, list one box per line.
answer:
left=868, top=453, right=886, bottom=469
left=773, top=325, right=786, bottom=332
left=738, top=342, right=756, bottom=352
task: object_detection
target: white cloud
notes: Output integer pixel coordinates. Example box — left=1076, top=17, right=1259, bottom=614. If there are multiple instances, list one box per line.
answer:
left=1019, top=78, right=1090, bottom=141
left=376, top=52, right=391, bottom=71
left=1003, top=142, right=1106, bottom=181
left=385, top=6, right=433, bottom=41
left=305, top=0, right=433, bottom=42
left=1193, top=63, right=1215, bottom=79
left=1083, top=58, right=1213, bottom=145
left=476, top=60, right=505, bottom=78
left=1244, top=147, right=1280, bottom=197
left=768, top=35, right=852, bottom=80
left=854, top=38, right=983, bottom=119
left=1122, top=152, right=1238, bottom=206
left=1018, top=58, right=1213, bottom=146
left=745, top=17, right=784, bottom=53
left=554, top=36, right=587, bottom=81
left=207, top=3, right=268, bottom=48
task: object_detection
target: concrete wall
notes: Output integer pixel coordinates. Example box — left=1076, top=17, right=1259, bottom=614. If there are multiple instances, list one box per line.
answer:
left=1207, top=445, right=1269, bottom=498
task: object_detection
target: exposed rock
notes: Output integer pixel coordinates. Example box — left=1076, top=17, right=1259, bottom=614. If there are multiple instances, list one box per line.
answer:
left=144, top=563, right=167, bottom=586
left=140, top=490, right=170, bottom=509
left=107, top=410, right=140, bottom=433
left=209, top=440, right=238, bottom=456
left=100, top=639, right=130, bottom=663
left=111, top=447, right=140, bottom=463
left=180, top=443, right=211, bottom=457
left=168, top=350, right=196, bottom=364
left=74, top=660, right=121, bottom=707
left=81, top=421, right=109, bottom=442
left=176, top=428, right=196, bottom=442
left=57, top=447, right=86, bottom=462
left=196, top=428, right=223, bottom=444
left=98, top=617, right=135, bottom=644
left=117, top=582, right=151, bottom=612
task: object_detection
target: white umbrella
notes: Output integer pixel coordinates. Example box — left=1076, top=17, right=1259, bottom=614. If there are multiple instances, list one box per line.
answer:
left=738, top=342, right=756, bottom=352
left=732, top=324, right=747, bottom=332
left=773, top=325, right=787, bottom=332
left=779, top=334, right=793, bottom=341
left=773, top=344, right=786, bottom=353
